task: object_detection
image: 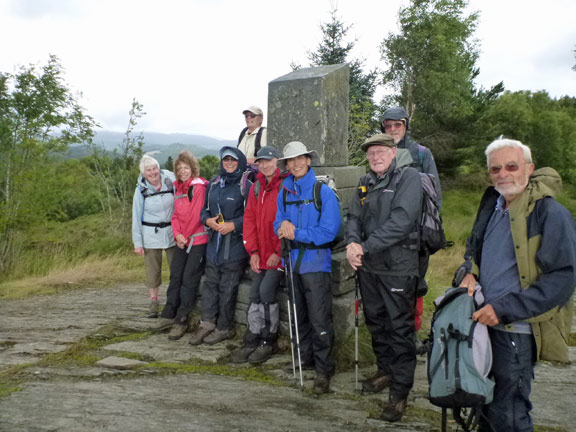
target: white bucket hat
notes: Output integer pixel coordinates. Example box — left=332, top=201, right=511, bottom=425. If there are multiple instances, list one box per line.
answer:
left=277, top=141, right=320, bottom=170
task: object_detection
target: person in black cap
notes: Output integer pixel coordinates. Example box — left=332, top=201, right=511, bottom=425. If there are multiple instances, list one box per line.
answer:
left=230, top=146, right=287, bottom=364
left=381, top=107, right=441, bottom=353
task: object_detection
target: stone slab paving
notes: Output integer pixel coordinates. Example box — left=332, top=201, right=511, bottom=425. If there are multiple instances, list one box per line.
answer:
left=0, top=284, right=574, bottom=431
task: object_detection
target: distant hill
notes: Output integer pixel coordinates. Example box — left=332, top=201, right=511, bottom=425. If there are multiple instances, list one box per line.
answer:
left=64, top=130, right=235, bottom=164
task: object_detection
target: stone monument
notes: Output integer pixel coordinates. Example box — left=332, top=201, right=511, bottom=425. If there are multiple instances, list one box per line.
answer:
left=234, top=64, right=363, bottom=340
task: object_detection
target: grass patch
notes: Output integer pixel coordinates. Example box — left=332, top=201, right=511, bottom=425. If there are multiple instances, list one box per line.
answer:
left=0, top=254, right=145, bottom=299
left=144, top=361, right=285, bottom=385
left=0, top=364, right=30, bottom=398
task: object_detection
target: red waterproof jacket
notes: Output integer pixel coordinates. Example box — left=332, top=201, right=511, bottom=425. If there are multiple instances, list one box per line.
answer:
left=243, top=169, right=285, bottom=270
left=171, top=176, right=209, bottom=247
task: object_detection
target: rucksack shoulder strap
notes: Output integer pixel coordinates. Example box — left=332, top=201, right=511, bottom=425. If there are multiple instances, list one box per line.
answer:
left=237, top=127, right=249, bottom=145
left=254, top=126, right=266, bottom=155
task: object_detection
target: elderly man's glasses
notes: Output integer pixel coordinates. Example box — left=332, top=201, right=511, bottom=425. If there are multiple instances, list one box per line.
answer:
left=366, top=148, right=392, bottom=159
left=488, top=162, right=527, bottom=175
left=383, top=121, right=405, bottom=130
left=244, top=113, right=257, bottom=119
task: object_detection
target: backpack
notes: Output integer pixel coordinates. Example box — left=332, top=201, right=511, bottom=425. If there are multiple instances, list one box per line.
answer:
left=282, top=174, right=344, bottom=248
left=393, top=169, right=449, bottom=255
left=205, top=171, right=252, bottom=212
left=237, top=126, right=266, bottom=157
left=428, top=286, right=495, bottom=432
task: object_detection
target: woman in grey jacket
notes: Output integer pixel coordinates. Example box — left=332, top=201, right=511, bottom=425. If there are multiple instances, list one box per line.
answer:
left=132, top=155, right=176, bottom=318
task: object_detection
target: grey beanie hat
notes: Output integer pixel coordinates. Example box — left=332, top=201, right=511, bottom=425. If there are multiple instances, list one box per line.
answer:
left=381, top=107, right=410, bottom=132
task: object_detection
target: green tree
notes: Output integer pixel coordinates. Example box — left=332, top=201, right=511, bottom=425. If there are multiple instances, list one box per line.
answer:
left=298, top=8, right=380, bottom=166
left=472, top=91, right=576, bottom=182
left=87, top=98, right=144, bottom=226
left=380, top=0, right=502, bottom=172
left=0, top=56, right=96, bottom=272
left=199, top=155, right=220, bottom=181
left=165, top=155, right=174, bottom=171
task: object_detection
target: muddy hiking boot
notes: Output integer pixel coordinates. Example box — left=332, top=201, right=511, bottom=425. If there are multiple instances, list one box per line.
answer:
left=203, top=328, right=235, bottom=345
left=188, top=321, right=216, bottom=346
left=168, top=323, right=188, bottom=340
left=313, top=374, right=330, bottom=395
left=151, top=318, right=175, bottom=332
left=248, top=343, right=277, bottom=364
left=380, top=396, right=408, bottom=422
left=230, top=346, right=257, bottom=364
left=362, top=370, right=393, bottom=394
left=147, top=299, right=159, bottom=318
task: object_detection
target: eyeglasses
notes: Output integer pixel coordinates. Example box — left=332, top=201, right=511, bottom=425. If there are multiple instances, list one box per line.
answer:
left=244, top=113, right=258, bottom=119
left=383, top=121, right=405, bottom=130
left=366, top=148, right=393, bottom=159
left=222, top=156, right=238, bottom=162
left=488, top=162, right=528, bottom=175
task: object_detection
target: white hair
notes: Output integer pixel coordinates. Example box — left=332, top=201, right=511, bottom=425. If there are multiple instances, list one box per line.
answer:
left=139, top=154, right=160, bottom=174
left=485, top=136, right=533, bottom=166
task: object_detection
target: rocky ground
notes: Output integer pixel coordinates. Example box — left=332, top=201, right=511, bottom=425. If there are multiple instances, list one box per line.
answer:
left=0, top=284, right=574, bottom=432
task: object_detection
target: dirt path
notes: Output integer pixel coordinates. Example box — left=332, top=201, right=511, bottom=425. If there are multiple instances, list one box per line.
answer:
left=0, top=284, right=574, bottom=431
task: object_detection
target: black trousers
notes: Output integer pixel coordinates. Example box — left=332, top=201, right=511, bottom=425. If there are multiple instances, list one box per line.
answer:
left=358, top=271, right=417, bottom=399
left=161, top=244, right=206, bottom=323
left=291, top=271, right=335, bottom=376
left=201, top=260, right=247, bottom=331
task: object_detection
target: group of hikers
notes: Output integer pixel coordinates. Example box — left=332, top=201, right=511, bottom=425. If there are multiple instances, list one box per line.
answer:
left=132, top=105, right=576, bottom=430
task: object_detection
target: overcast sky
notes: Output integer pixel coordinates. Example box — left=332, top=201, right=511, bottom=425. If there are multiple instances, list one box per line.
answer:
left=1, top=0, right=575, bottom=140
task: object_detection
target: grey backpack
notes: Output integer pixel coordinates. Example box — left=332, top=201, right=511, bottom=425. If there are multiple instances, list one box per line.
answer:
left=428, top=286, right=495, bottom=431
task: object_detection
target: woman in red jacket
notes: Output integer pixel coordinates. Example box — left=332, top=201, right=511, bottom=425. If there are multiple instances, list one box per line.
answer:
left=231, top=146, right=286, bottom=364
left=154, top=151, right=209, bottom=340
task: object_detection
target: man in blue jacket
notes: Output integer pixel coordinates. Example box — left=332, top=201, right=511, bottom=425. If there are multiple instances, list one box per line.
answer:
left=274, top=141, right=341, bottom=394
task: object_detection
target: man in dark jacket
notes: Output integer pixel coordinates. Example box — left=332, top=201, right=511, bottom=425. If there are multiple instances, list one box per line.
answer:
left=381, top=106, right=441, bottom=352
left=346, top=133, right=423, bottom=422
left=456, top=137, right=576, bottom=432
left=189, top=146, right=251, bottom=346
left=274, top=141, right=341, bottom=395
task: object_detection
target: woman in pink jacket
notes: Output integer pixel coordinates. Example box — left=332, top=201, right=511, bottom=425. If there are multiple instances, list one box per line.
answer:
left=154, top=151, right=209, bottom=340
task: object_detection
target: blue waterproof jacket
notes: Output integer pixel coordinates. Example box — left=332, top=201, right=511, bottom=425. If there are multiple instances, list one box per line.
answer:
left=274, top=168, right=341, bottom=274
left=201, top=147, right=251, bottom=266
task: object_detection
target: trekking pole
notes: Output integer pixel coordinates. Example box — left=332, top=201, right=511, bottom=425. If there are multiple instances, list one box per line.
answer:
left=354, top=272, right=360, bottom=391
left=281, top=239, right=296, bottom=379
left=282, top=238, right=303, bottom=387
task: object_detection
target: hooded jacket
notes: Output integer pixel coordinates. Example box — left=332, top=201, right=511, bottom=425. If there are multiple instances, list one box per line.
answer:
left=273, top=167, right=341, bottom=274
left=465, top=168, right=576, bottom=363
left=132, top=169, right=176, bottom=249
left=346, top=149, right=423, bottom=276
left=171, top=176, right=209, bottom=248
left=201, top=147, right=251, bottom=266
left=243, top=168, right=286, bottom=270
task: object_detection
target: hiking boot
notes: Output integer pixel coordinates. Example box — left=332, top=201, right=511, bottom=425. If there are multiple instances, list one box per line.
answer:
left=188, top=321, right=216, bottom=346
left=313, top=374, right=330, bottom=395
left=230, top=346, right=257, bottom=364
left=379, top=396, right=407, bottom=422
left=147, top=299, right=159, bottom=318
left=150, top=317, right=175, bottom=332
left=203, top=328, right=235, bottom=345
left=168, top=323, right=188, bottom=340
left=362, top=370, right=393, bottom=394
left=248, top=343, right=276, bottom=364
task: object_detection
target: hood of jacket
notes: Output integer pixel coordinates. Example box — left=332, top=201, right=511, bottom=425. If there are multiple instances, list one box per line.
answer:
left=526, top=167, right=561, bottom=203
left=218, top=146, right=247, bottom=183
